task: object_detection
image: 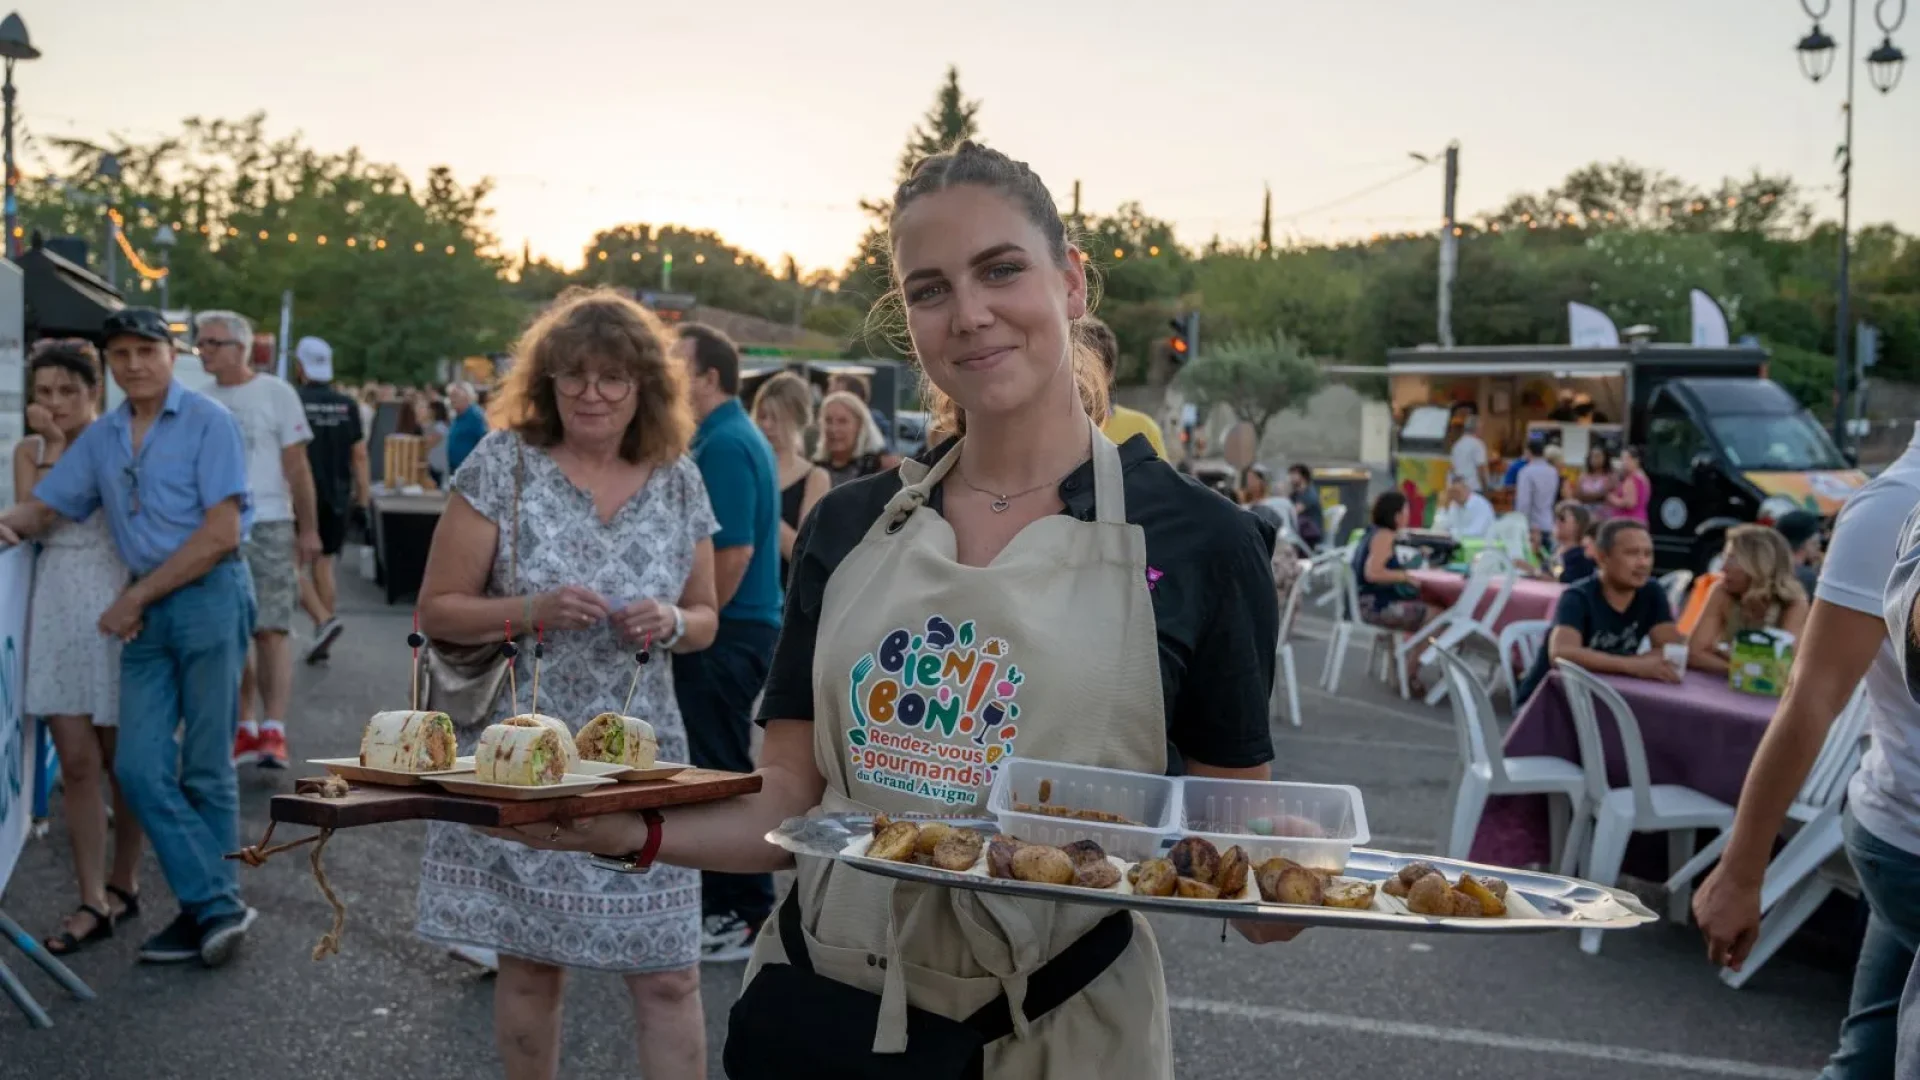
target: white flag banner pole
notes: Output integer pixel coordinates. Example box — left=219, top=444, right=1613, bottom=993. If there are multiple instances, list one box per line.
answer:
left=1567, top=302, right=1620, bottom=348
left=276, top=291, right=294, bottom=380
left=1689, top=288, right=1730, bottom=347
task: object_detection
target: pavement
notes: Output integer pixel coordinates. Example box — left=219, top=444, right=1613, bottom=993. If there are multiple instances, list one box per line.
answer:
left=0, top=562, right=1850, bottom=1079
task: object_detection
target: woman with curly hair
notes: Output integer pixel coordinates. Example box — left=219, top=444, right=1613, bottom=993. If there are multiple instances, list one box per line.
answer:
left=414, top=288, right=721, bottom=1079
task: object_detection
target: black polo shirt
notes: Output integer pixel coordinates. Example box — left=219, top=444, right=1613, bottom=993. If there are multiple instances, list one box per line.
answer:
left=754, top=435, right=1279, bottom=773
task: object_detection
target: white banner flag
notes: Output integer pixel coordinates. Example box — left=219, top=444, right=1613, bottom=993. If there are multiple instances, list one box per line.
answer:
left=1690, top=288, right=1730, bottom=347
left=1568, top=302, right=1620, bottom=348
left=0, top=544, right=36, bottom=893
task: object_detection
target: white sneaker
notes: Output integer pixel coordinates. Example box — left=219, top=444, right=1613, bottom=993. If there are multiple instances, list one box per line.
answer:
left=304, top=617, right=345, bottom=664
left=702, top=914, right=757, bottom=963
left=449, top=945, right=498, bottom=971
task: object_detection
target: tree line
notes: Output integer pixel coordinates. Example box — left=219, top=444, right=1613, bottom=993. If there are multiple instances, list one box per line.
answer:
left=21, top=72, right=1918, bottom=410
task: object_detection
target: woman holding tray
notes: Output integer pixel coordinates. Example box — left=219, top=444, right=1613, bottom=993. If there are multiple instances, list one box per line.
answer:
left=415, top=288, right=720, bottom=1080
left=497, top=142, right=1285, bottom=1077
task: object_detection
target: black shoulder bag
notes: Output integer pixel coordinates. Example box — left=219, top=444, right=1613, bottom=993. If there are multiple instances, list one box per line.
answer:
left=722, top=888, right=1134, bottom=1080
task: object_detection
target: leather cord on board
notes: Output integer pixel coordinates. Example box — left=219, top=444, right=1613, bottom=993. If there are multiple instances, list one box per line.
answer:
left=228, top=820, right=347, bottom=961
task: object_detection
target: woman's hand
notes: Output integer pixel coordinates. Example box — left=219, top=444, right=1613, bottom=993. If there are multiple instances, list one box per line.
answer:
left=24, top=404, right=61, bottom=445
left=612, top=597, right=679, bottom=646
left=1233, top=920, right=1305, bottom=944
left=482, top=812, right=649, bottom=855
left=532, top=585, right=611, bottom=632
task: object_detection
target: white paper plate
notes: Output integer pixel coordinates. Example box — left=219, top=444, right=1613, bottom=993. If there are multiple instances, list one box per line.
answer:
left=571, top=760, right=693, bottom=782
left=430, top=772, right=617, bottom=800
left=308, top=757, right=475, bottom=787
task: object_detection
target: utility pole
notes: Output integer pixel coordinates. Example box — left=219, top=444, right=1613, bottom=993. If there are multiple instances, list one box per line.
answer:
left=1071, top=180, right=1081, bottom=221
left=1260, top=184, right=1273, bottom=256
left=1437, top=140, right=1460, bottom=348
left=1832, top=0, right=1858, bottom=447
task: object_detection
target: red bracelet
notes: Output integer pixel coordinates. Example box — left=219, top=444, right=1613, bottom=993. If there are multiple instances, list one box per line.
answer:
left=590, top=808, right=665, bottom=874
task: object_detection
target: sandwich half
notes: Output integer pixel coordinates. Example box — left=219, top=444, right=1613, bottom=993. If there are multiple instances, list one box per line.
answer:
left=475, top=723, right=568, bottom=786
left=359, top=711, right=457, bottom=772
left=576, top=713, right=658, bottom=769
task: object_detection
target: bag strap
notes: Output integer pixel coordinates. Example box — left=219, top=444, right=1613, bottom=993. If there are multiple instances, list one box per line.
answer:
left=772, top=886, right=1134, bottom=1042
left=509, top=441, right=524, bottom=596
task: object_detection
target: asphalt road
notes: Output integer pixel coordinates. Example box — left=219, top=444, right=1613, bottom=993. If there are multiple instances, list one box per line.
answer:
left=0, top=568, right=1850, bottom=1079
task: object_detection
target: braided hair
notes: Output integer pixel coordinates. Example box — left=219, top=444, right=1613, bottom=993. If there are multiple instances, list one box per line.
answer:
left=882, top=140, right=1109, bottom=436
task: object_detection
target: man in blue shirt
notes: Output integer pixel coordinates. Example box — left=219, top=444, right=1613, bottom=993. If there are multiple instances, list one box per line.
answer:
left=671, top=322, right=782, bottom=962
left=0, top=308, right=259, bottom=968
left=444, top=380, right=487, bottom=475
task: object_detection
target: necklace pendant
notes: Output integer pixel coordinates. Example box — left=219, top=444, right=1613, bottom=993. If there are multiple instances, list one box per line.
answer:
left=990, top=498, right=1010, bottom=513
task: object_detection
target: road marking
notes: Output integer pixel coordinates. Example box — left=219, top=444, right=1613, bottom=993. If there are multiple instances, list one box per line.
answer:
left=1295, top=683, right=1454, bottom=732
left=1168, top=998, right=1808, bottom=1079
left=1274, top=731, right=1454, bottom=755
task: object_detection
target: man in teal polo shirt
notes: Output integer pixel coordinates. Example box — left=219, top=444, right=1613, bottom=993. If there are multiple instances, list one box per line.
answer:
left=671, top=323, right=782, bottom=962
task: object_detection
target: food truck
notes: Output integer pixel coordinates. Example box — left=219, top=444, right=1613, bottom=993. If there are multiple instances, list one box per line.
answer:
left=1386, top=343, right=1866, bottom=571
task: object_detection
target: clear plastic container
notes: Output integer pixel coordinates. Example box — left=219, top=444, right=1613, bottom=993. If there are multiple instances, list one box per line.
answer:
left=1179, top=777, right=1369, bottom=872
left=987, top=758, right=1179, bottom=860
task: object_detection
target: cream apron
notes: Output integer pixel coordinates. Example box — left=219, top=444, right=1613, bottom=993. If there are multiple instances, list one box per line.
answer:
left=742, top=420, right=1174, bottom=1077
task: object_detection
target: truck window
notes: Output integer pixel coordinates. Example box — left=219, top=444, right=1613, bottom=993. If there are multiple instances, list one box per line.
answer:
left=1645, top=414, right=1706, bottom=477
left=1706, top=413, right=1846, bottom=471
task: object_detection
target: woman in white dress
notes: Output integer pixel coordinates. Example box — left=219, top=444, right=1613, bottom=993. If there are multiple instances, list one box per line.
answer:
left=11, top=341, right=144, bottom=954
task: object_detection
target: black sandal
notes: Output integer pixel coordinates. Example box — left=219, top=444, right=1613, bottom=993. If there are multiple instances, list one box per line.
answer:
left=44, top=905, right=114, bottom=956
left=107, top=884, right=141, bottom=922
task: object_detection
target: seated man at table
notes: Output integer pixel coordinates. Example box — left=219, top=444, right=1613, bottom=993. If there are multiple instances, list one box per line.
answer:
left=1515, top=518, right=1683, bottom=704
left=1434, top=472, right=1495, bottom=539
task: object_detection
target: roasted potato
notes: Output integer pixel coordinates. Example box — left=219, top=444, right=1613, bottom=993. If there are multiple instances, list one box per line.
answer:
left=914, top=822, right=954, bottom=857
left=872, top=815, right=894, bottom=835
left=1256, top=858, right=1326, bottom=906
left=931, top=829, right=985, bottom=872
left=986, top=835, right=1023, bottom=879
left=1383, top=861, right=1440, bottom=897
left=1011, top=845, right=1075, bottom=886
left=1253, top=857, right=1301, bottom=901
left=1175, top=877, right=1222, bottom=900
left=1167, top=837, right=1221, bottom=885
left=1454, top=873, right=1507, bottom=917
left=868, top=821, right=921, bottom=863
left=1448, top=889, right=1485, bottom=918
left=1060, top=839, right=1109, bottom=868
left=1075, top=859, right=1121, bottom=890
left=1129, top=858, right=1178, bottom=897
left=1321, top=880, right=1376, bottom=909
left=1214, top=846, right=1251, bottom=899
left=1403, top=872, right=1454, bottom=916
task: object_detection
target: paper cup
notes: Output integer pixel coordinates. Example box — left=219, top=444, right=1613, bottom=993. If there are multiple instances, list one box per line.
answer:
left=1661, top=642, right=1688, bottom=678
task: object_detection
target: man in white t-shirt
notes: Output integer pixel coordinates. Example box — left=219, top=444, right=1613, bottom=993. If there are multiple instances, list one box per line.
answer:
left=1434, top=472, right=1496, bottom=538
left=1449, top=413, right=1489, bottom=493
left=197, top=310, right=319, bottom=770
left=1694, top=427, right=1920, bottom=1080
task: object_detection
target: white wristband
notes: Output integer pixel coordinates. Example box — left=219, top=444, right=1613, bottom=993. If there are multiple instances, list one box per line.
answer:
left=660, top=604, right=686, bottom=649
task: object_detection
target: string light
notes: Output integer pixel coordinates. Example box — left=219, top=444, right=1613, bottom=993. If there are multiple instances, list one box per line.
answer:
left=288, top=233, right=298, bottom=242
left=445, top=244, right=456, bottom=255
left=317, top=235, right=328, bottom=245
left=347, top=237, right=358, bottom=247
left=413, top=242, right=425, bottom=252
left=597, top=250, right=608, bottom=260
left=630, top=252, right=640, bottom=261
left=1148, top=245, right=1161, bottom=256
left=105, top=210, right=169, bottom=280
left=1112, top=247, right=1125, bottom=259
left=377, top=239, right=387, bottom=249
left=258, top=230, right=270, bottom=240
left=733, top=255, right=744, bottom=265
left=694, top=253, right=705, bottom=263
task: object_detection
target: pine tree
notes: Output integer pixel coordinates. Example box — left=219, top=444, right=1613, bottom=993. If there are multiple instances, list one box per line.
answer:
left=842, top=66, right=982, bottom=325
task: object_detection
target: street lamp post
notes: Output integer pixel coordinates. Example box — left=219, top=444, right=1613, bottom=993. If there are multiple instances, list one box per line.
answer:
left=0, top=13, right=40, bottom=262
left=1795, top=0, right=1906, bottom=448
left=154, top=223, right=176, bottom=310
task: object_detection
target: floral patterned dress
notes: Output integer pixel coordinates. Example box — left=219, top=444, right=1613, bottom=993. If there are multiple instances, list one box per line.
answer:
left=415, top=431, right=718, bottom=973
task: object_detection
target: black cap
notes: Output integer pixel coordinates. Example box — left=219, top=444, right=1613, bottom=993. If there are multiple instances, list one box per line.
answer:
left=1774, top=510, right=1822, bottom=549
left=102, top=307, right=172, bottom=344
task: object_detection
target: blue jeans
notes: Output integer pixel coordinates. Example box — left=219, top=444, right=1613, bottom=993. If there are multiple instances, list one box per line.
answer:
left=114, top=560, right=255, bottom=923
left=1823, top=810, right=1920, bottom=1079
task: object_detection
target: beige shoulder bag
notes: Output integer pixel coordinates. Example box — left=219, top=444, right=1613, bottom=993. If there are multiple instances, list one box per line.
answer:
left=423, top=441, right=526, bottom=735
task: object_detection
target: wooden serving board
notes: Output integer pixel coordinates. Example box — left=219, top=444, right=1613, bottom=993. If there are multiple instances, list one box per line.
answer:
left=268, top=768, right=761, bottom=829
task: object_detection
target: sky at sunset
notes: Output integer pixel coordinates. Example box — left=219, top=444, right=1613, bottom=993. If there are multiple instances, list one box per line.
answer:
left=25, top=0, right=1920, bottom=274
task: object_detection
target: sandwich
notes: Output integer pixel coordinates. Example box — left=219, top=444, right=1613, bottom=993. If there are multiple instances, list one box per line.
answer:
left=475, top=723, right=568, bottom=786
left=576, top=713, right=658, bottom=769
left=502, top=713, right=577, bottom=770
left=359, top=711, right=457, bottom=773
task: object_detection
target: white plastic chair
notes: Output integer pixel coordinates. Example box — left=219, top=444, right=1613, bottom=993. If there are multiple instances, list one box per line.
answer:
left=1556, top=660, right=1737, bottom=955
left=1269, top=553, right=1311, bottom=727
left=1410, top=550, right=1519, bottom=705
left=1308, top=543, right=1353, bottom=612
left=1321, top=503, right=1348, bottom=554
left=1659, top=570, right=1695, bottom=616
left=1319, top=558, right=1411, bottom=699
left=1490, top=512, right=1536, bottom=567
left=1497, top=619, right=1552, bottom=706
left=1433, top=647, right=1589, bottom=872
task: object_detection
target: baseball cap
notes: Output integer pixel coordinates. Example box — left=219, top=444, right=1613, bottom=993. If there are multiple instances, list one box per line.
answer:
left=1774, top=510, right=1822, bottom=550
left=101, top=307, right=171, bottom=344
left=296, top=336, right=334, bottom=382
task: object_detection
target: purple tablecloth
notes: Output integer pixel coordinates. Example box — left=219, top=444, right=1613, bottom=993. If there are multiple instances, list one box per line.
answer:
left=1469, top=669, right=1777, bottom=868
left=1410, top=569, right=1564, bottom=634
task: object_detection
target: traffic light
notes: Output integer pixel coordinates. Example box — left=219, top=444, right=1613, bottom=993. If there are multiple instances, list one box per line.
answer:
left=1166, top=313, right=1199, bottom=366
